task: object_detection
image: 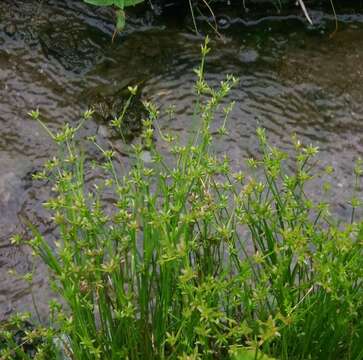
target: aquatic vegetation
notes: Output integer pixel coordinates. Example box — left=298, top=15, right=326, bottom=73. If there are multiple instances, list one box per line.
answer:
left=2, top=38, right=363, bottom=359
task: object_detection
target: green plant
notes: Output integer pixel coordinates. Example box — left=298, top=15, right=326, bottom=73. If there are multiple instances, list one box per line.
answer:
left=83, top=0, right=144, bottom=33
left=0, top=313, right=61, bottom=360
left=3, top=38, right=363, bottom=359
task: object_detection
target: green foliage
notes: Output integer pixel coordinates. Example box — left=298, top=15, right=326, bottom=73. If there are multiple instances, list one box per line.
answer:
left=0, top=313, right=61, bottom=360
left=84, top=0, right=142, bottom=6
left=83, top=0, right=144, bottom=31
left=4, top=38, right=363, bottom=359
left=232, top=348, right=275, bottom=360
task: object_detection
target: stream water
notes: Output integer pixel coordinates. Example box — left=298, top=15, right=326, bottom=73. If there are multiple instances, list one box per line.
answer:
left=1, top=0, right=363, bottom=319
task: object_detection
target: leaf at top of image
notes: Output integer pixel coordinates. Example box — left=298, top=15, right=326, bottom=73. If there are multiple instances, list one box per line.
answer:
left=84, top=0, right=115, bottom=6
left=84, top=0, right=144, bottom=9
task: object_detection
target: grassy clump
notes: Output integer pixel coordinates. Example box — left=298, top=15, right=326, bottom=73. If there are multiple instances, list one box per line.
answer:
left=2, top=38, right=363, bottom=360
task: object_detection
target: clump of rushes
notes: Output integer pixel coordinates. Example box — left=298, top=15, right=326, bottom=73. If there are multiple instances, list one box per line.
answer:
left=4, top=37, right=363, bottom=359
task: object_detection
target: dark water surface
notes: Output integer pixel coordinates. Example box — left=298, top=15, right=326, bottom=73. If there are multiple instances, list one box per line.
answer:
left=1, top=0, right=363, bottom=318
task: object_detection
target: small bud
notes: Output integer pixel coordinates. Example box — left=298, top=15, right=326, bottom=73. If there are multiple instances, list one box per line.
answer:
left=128, top=85, right=138, bottom=96
left=28, top=108, right=40, bottom=120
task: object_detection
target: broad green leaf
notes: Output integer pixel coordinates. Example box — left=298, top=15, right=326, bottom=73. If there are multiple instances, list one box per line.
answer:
left=84, top=0, right=115, bottom=6
left=113, top=0, right=125, bottom=8
left=84, top=0, right=143, bottom=8
left=124, top=0, right=144, bottom=6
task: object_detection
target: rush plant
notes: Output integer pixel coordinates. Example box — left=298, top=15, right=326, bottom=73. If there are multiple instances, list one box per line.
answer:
left=2, top=38, right=363, bottom=359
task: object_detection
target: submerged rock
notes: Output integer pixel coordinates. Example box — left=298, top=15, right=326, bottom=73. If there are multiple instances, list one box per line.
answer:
left=90, top=85, right=147, bottom=143
left=3, top=22, right=17, bottom=37
left=38, top=21, right=102, bottom=73
left=239, top=47, right=259, bottom=63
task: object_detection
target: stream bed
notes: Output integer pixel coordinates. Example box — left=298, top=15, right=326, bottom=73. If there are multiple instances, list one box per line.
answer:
left=1, top=0, right=363, bottom=319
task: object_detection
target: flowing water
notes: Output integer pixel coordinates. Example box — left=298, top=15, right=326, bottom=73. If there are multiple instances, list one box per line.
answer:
left=1, top=0, right=363, bottom=319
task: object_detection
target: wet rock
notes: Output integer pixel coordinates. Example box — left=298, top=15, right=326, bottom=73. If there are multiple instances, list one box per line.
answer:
left=35, top=17, right=106, bottom=73
left=4, top=23, right=17, bottom=37
left=239, top=48, right=259, bottom=63
left=38, top=24, right=79, bottom=69
left=217, top=15, right=231, bottom=29
left=91, top=86, right=147, bottom=143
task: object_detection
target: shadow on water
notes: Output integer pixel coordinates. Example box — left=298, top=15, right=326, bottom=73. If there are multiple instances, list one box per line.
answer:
left=1, top=0, right=363, bottom=319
